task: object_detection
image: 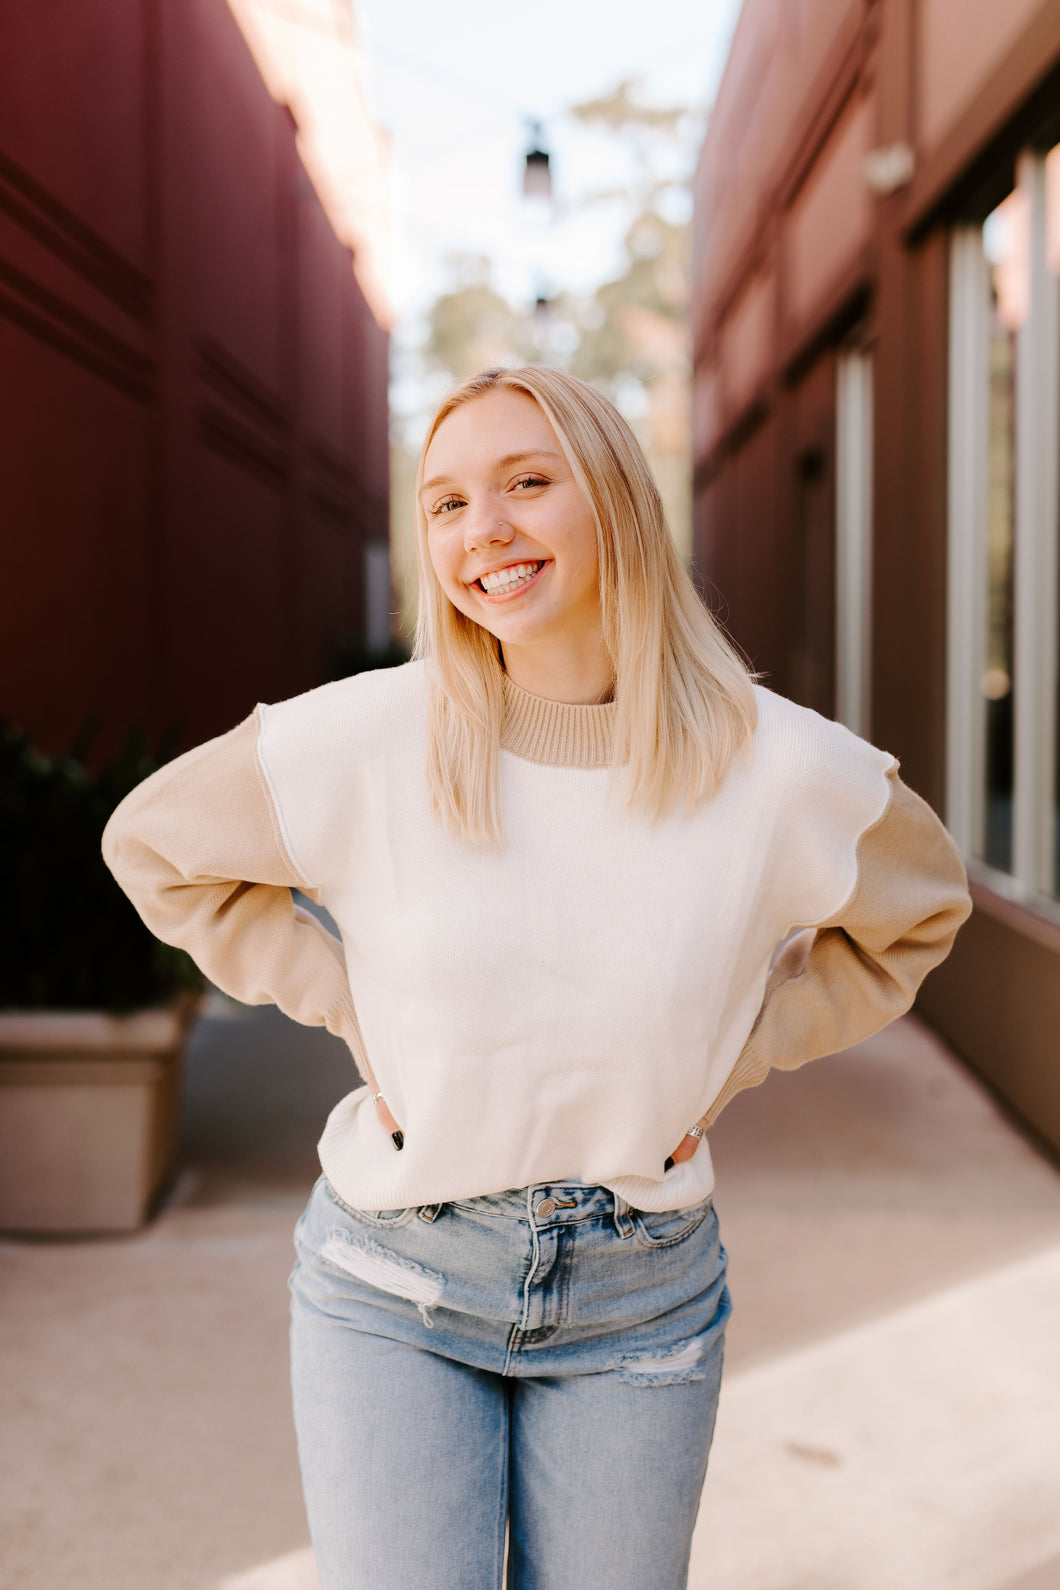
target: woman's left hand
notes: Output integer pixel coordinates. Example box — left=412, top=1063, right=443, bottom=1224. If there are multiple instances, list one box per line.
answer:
left=369, top=1086, right=405, bottom=1150
left=668, top=1119, right=708, bottom=1164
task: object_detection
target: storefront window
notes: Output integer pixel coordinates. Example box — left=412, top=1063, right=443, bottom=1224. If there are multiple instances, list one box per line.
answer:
left=1048, top=142, right=1060, bottom=899
left=948, top=142, right=1060, bottom=906
left=979, top=193, right=1021, bottom=873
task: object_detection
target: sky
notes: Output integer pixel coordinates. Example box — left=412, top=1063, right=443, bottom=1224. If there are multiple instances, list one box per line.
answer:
left=349, top=0, right=745, bottom=370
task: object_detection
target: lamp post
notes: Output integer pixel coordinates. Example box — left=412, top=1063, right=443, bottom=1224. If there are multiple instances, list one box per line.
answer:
left=522, top=120, right=555, bottom=358
left=523, top=121, right=552, bottom=202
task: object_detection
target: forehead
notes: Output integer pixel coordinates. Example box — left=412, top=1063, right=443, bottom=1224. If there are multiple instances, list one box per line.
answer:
left=424, top=388, right=561, bottom=478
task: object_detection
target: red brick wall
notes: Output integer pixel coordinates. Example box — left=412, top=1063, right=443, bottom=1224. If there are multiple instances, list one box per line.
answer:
left=0, top=0, right=389, bottom=760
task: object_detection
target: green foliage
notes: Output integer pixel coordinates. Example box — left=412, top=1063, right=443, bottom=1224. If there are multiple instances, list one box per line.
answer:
left=0, top=722, right=204, bottom=1012
left=569, top=213, right=690, bottom=390
left=569, top=77, right=689, bottom=137
left=425, top=254, right=538, bottom=381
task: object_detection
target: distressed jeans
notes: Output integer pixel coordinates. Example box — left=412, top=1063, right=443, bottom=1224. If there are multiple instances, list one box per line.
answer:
left=288, top=1173, right=730, bottom=1590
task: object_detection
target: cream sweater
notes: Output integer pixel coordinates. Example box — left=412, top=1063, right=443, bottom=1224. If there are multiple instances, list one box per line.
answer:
left=102, top=661, right=971, bottom=1212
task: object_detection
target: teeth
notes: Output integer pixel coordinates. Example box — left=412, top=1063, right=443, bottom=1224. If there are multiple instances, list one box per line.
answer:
left=480, top=562, right=542, bottom=593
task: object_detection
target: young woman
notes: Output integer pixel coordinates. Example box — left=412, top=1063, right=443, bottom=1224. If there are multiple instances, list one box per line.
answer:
left=103, top=365, right=971, bottom=1590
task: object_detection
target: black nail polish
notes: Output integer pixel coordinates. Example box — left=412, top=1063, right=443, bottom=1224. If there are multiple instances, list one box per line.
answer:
left=392, top=1130, right=404, bottom=1151
left=664, top=1156, right=674, bottom=1172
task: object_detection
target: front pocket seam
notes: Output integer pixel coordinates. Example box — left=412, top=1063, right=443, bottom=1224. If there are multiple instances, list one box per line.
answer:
left=321, top=1174, right=416, bottom=1228
left=632, top=1205, right=711, bottom=1249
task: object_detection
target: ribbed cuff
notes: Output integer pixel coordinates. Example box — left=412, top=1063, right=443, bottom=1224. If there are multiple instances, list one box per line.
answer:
left=702, top=1044, right=770, bottom=1126
left=328, top=989, right=373, bottom=1079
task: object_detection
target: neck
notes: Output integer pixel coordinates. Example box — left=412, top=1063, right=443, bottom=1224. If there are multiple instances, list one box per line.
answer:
left=500, top=637, right=614, bottom=706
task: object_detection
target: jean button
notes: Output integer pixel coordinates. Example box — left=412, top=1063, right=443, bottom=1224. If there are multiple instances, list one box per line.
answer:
left=535, top=1197, right=557, bottom=1218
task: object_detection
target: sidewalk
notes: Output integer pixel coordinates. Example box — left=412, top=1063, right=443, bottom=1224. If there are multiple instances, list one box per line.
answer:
left=692, top=1018, right=1060, bottom=1590
left=1, top=1003, right=1059, bottom=1589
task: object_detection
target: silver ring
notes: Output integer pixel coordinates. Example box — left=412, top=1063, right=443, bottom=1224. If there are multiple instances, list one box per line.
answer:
left=370, top=1090, right=385, bottom=1105
left=686, top=1124, right=706, bottom=1141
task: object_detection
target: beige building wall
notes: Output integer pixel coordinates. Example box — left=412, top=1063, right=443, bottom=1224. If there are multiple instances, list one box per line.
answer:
left=917, top=0, right=1045, bottom=153
left=721, top=272, right=775, bottom=419
left=785, top=93, right=872, bottom=332
left=691, top=0, right=1060, bottom=1156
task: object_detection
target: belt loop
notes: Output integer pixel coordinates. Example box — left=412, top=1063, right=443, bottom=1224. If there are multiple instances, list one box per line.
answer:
left=612, top=1193, right=635, bottom=1238
left=418, top=1203, right=443, bottom=1223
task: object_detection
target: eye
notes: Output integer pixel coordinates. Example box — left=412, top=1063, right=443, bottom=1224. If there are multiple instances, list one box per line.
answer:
left=512, top=475, right=548, bottom=492
left=429, top=495, right=464, bottom=518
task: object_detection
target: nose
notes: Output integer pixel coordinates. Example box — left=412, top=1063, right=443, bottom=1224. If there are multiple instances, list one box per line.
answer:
left=463, top=506, right=515, bottom=554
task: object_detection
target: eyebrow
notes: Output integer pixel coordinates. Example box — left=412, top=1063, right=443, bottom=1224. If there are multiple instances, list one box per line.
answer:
left=420, top=449, right=564, bottom=495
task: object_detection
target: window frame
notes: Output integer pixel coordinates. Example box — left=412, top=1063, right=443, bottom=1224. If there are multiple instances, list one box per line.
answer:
left=946, top=146, right=1060, bottom=907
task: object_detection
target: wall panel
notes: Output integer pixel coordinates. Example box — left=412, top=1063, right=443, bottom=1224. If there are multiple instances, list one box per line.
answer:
left=786, top=94, right=873, bottom=335
left=917, top=0, right=1043, bottom=154
left=1, top=0, right=389, bottom=757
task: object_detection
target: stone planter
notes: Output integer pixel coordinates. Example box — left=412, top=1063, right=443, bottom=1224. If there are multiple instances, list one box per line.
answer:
left=0, top=994, right=200, bottom=1234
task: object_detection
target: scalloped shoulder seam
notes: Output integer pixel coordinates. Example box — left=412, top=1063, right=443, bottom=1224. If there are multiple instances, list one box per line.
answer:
left=252, top=702, right=311, bottom=889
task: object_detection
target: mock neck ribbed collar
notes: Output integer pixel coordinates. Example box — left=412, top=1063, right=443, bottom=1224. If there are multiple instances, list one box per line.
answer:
left=499, top=671, right=616, bottom=769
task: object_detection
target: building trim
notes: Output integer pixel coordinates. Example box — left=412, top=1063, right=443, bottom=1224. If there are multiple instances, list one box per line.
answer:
left=195, top=403, right=291, bottom=488
left=776, top=9, right=879, bottom=213
left=693, top=261, right=875, bottom=487
left=779, top=252, right=874, bottom=384
left=692, top=396, right=770, bottom=493
left=0, top=255, right=155, bottom=400
left=944, top=227, right=989, bottom=856
left=966, top=867, right=1060, bottom=956
left=0, top=149, right=154, bottom=323
left=1011, top=151, right=1060, bottom=895
left=196, top=337, right=289, bottom=437
left=902, top=0, right=1060, bottom=238
left=835, top=346, right=874, bottom=737
left=695, top=7, right=876, bottom=356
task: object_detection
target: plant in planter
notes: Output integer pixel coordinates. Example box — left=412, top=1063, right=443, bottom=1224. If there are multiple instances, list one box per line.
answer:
left=0, top=721, right=204, bottom=1233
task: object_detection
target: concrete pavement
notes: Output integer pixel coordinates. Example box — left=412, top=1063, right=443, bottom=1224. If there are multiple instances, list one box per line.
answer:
left=691, top=1240, right=1060, bottom=1589
left=1, top=1000, right=1059, bottom=1589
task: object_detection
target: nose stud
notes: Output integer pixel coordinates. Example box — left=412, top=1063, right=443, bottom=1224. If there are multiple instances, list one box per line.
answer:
left=467, top=520, right=513, bottom=551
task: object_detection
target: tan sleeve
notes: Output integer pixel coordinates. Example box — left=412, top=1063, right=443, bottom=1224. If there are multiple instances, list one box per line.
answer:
left=703, top=766, right=972, bottom=1125
left=101, top=710, right=368, bottom=1066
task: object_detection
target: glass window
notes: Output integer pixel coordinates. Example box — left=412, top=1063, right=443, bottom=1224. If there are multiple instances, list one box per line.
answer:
left=979, top=192, right=1022, bottom=873
left=948, top=141, right=1060, bottom=906
left=1048, top=143, right=1060, bottom=899
left=835, top=345, right=873, bottom=739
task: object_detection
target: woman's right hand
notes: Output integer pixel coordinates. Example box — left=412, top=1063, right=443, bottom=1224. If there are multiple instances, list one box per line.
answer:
left=371, top=1087, right=404, bottom=1150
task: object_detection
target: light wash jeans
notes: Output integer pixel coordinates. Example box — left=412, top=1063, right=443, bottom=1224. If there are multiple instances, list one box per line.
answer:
left=289, top=1174, right=730, bottom=1590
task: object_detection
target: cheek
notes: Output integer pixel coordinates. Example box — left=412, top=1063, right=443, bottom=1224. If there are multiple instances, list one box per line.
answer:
left=429, top=535, right=480, bottom=618
left=427, top=531, right=460, bottom=592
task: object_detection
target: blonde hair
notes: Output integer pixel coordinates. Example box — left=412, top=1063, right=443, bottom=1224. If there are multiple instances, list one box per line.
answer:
left=413, top=365, right=757, bottom=843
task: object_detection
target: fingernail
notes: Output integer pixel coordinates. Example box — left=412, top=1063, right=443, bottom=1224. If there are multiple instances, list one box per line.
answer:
left=392, top=1131, right=404, bottom=1151
left=664, top=1156, right=674, bottom=1171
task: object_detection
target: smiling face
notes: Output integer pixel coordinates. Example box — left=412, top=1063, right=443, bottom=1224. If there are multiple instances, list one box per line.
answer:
left=421, top=388, right=607, bottom=688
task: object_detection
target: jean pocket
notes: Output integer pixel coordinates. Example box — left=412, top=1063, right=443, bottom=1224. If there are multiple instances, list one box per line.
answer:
left=321, top=1174, right=418, bottom=1229
left=631, top=1198, right=713, bottom=1249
